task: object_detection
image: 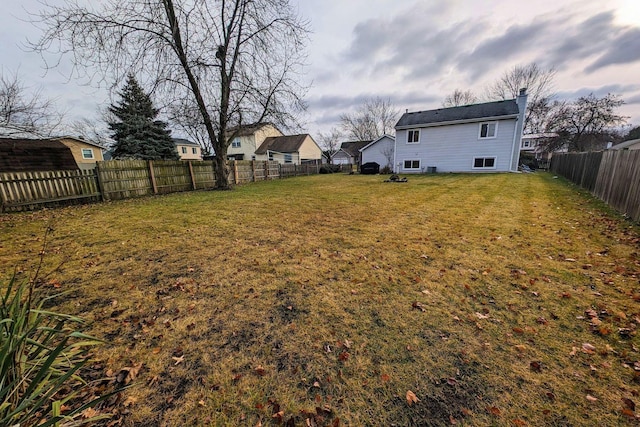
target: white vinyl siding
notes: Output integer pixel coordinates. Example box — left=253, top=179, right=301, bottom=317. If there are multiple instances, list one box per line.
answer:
left=479, top=122, right=498, bottom=139
left=394, top=119, right=517, bottom=173
left=360, top=136, right=395, bottom=169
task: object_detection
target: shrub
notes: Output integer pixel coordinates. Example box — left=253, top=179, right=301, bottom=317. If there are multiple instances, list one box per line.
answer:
left=0, top=275, right=108, bottom=427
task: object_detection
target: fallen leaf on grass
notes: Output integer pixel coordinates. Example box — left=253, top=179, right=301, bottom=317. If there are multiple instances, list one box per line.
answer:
left=172, top=355, right=185, bottom=365
left=116, top=362, right=143, bottom=385
left=81, top=408, right=100, bottom=419
left=475, top=312, right=490, bottom=319
left=582, top=343, right=596, bottom=354
left=623, top=398, right=636, bottom=411
left=530, top=361, right=542, bottom=372
left=381, top=374, right=390, bottom=382
left=486, top=406, right=501, bottom=416
left=412, top=301, right=426, bottom=312
left=338, top=351, right=350, bottom=361
left=512, top=419, right=527, bottom=426
left=406, top=390, right=420, bottom=406
left=254, top=365, right=266, bottom=376
left=586, top=394, right=598, bottom=402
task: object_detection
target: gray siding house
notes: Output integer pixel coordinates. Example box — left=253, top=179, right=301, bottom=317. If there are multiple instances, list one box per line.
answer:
left=360, top=135, right=395, bottom=169
left=394, top=89, right=528, bottom=173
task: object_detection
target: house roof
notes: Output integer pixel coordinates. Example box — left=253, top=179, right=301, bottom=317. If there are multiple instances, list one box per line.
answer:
left=172, top=138, right=200, bottom=147
left=610, top=138, right=640, bottom=150
left=227, top=122, right=279, bottom=137
left=255, top=134, right=310, bottom=154
left=0, top=138, right=79, bottom=172
left=396, top=99, right=519, bottom=129
left=359, top=134, right=395, bottom=152
left=55, top=136, right=107, bottom=150
left=522, top=132, right=559, bottom=140
left=339, top=140, right=371, bottom=157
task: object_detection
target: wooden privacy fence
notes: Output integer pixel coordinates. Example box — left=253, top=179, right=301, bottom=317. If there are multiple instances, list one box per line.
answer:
left=0, top=159, right=332, bottom=212
left=550, top=150, right=640, bottom=222
left=0, top=169, right=101, bottom=212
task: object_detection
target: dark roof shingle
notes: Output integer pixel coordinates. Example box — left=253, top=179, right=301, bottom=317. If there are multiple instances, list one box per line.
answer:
left=255, top=134, right=309, bottom=154
left=339, top=140, right=371, bottom=156
left=396, top=99, right=519, bottom=128
left=0, top=139, right=78, bottom=172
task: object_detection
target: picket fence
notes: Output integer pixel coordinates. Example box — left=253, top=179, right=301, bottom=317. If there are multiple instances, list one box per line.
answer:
left=0, top=160, right=331, bottom=212
left=550, top=150, right=640, bottom=222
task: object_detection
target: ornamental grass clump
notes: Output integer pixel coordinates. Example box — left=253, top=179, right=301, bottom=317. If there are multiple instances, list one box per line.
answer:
left=0, top=275, right=107, bottom=427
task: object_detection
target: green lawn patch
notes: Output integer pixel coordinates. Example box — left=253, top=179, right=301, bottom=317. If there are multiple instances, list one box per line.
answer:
left=1, top=173, right=639, bottom=426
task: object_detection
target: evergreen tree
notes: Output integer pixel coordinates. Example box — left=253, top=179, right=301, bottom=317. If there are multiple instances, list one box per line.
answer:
left=108, top=74, right=178, bottom=160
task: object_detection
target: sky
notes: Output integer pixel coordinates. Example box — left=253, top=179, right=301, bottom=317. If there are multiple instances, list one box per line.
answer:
left=2, top=0, right=640, bottom=140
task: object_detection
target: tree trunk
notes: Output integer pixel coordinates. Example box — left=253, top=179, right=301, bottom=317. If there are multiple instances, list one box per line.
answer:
left=213, top=144, right=231, bottom=190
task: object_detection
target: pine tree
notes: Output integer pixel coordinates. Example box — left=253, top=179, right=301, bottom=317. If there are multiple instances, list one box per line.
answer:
left=108, top=74, right=178, bottom=160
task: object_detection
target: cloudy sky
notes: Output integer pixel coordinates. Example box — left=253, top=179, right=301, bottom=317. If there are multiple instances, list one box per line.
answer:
left=2, top=0, right=640, bottom=139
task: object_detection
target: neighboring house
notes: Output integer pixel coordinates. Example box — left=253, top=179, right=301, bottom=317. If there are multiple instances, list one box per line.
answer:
left=0, top=138, right=78, bottom=172
left=520, top=133, right=566, bottom=161
left=332, top=140, right=371, bottom=165
left=226, top=123, right=283, bottom=160
left=359, top=135, right=395, bottom=169
left=55, top=136, right=105, bottom=170
left=173, top=138, right=203, bottom=160
left=394, top=89, right=528, bottom=173
left=610, top=138, right=640, bottom=151
left=255, top=134, right=322, bottom=164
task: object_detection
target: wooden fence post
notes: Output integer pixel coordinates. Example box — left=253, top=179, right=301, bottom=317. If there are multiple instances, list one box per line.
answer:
left=251, top=160, right=256, bottom=182
left=148, top=160, right=158, bottom=194
left=188, top=161, right=197, bottom=189
left=95, top=162, right=107, bottom=201
left=233, top=160, right=239, bottom=185
left=264, top=161, right=269, bottom=180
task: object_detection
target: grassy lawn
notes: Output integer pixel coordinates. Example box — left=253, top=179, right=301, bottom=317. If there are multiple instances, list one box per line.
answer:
left=1, top=172, right=639, bottom=426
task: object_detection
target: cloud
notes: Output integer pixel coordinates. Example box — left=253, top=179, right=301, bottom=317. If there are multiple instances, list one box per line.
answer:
left=556, top=84, right=640, bottom=100
left=624, top=94, right=640, bottom=105
left=586, top=27, right=640, bottom=72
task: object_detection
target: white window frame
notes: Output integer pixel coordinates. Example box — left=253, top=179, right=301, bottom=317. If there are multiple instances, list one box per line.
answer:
left=81, top=148, right=94, bottom=159
left=181, top=146, right=187, bottom=154
left=231, top=138, right=241, bottom=148
left=403, top=159, right=421, bottom=170
left=478, top=122, right=498, bottom=139
left=472, top=157, right=497, bottom=170
left=406, top=129, right=420, bottom=144
left=284, top=153, right=293, bottom=164
left=192, top=147, right=197, bottom=154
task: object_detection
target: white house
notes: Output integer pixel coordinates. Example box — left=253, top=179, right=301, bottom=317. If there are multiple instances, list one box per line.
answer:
left=393, top=89, right=528, bottom=173
left=332, top=140, right=371, bottom=165
left=359, top=135, right=395, bottom=169
left=173, top=138, right=203, bottom=161
left=610, top=138, right=640, bottom=151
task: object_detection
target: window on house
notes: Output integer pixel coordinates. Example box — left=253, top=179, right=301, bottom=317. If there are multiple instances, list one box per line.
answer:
left=284, top=153, right=292, bottom=163
left=407, top=130, right=420, bottom=144
left=192, top=147, right=197, bottom=154
left=479, top=122, right=497, bottom=139
left=231, top=138, right=241, bottom=148
left=473, top=157, right=496, bottom=169
left=522, top=140, right=530, bottom=148
left=403, top=159, right=420, bottom=169
left=268, top=152, right=274, bottom=161
left=81, top=148, right=94, bottom=159
left=181, top=147, right=187, bottom=154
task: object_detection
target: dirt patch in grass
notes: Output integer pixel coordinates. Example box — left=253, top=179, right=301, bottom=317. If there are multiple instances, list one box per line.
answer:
left=1, top=173, right=639, bottom=426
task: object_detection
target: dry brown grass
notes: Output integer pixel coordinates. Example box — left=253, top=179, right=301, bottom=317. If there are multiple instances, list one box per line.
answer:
left=1, top=172, right=639, bottom=426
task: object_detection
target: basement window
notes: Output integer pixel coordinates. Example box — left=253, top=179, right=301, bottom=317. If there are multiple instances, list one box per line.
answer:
left=473, top=157, right=496, bottom=169
left=403, top=159, right=420, bottom=170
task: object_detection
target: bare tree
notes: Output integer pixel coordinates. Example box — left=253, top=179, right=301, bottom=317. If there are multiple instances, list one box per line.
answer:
left=545, top=93, right=627, bottom=152
left=66, top=117, right=113, bottom=147
left=442, top=89, right=477, bottom=107
left=31, top=0, right=309, bottom=189
left=340, top=97, right=399, bottom=141
left=0, top=71, right=63, bottom=137
left=316, top=127, right=342, bottom=163
left=487, top=63, right=556, bottom=134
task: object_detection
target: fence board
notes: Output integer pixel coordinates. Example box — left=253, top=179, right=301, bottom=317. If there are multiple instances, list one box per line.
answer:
left=0, top=169, right=101, bottom=212
left=552, top=150, right=640, bottom=222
